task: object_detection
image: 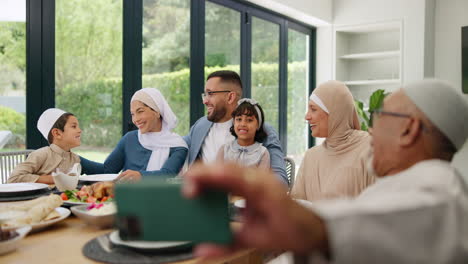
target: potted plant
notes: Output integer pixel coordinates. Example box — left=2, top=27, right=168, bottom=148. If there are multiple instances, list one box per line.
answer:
left=354, top=89, right=388, bottom=131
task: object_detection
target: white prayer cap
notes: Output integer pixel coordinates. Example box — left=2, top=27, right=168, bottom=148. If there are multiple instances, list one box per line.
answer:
left=37, top=108, right=67, bottom=140
left=403, top=79, right=468, bottom=150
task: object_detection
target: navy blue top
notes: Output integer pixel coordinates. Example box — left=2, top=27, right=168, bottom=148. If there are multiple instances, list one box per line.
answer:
left=80, top=130, right=188, bottom=177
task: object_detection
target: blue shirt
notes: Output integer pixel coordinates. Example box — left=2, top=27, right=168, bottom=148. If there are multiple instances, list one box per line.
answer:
left=81, top=130, right=187, bottom=177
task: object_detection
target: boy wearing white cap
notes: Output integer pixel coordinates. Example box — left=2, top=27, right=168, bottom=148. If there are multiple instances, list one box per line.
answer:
left=8, top=108, right=82, bottom=184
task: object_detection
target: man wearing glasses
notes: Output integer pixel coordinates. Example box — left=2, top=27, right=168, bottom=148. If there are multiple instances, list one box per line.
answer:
left=184, top=70, right=288, bottom=185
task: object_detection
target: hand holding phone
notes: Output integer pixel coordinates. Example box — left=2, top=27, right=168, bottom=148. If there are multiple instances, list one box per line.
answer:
left=114, top=178, right=233, bottom=244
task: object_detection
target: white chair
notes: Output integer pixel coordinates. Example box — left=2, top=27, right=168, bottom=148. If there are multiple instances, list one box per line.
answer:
left=0, top=150, right=34, bottom=184
left=284, top=157, right=296, bottom=190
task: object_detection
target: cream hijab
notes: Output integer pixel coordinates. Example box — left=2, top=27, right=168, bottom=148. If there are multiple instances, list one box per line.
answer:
left=131, top=88, right=187, bottom=171
left=291, top=81, right=375, bottom=201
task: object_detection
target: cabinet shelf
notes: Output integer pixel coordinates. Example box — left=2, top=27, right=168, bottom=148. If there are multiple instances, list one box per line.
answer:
left=339, top=50, right=400, bottom=60
left=344, top=79, right=400, bottom=86
left=334, top=21, right=402, bottom=102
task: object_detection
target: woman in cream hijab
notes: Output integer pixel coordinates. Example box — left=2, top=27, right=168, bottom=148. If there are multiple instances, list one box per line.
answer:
left=291, top=80, right=375, bottom=201
left=81, top=88, right=188, bottom=182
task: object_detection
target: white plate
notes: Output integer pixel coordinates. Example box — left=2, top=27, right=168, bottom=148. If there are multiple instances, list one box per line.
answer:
left=30, top=207, right=70, bottom=232
left=2, top=207, right=70, bottom=233
left=0, top=183, right=49, bottom=193
left=0, top=226, right=32, bottom=255
left=109, top=231, right=190, bottom=250
left=79, top=174, right=118, bottom=182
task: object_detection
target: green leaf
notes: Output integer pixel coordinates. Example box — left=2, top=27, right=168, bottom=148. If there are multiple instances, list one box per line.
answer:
left=368, top=89, right=386, bottom=112
left=360, top=122, right=368, bottom=132
left=354, top=100, right=370, bottom=124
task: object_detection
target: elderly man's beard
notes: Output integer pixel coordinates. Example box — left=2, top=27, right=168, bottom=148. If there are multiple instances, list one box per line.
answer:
left=207, top=105, right=228, bottom=122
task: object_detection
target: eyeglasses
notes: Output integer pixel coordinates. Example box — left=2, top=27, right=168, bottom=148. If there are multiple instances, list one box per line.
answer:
left=201, top=90, right=231, bottom=100
left=370, top=108, right=429, bottom=132
left=370, top=108, right=412, bottom=127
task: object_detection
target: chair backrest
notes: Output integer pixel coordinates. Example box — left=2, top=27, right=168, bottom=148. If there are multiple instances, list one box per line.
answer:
left=284, top=156, right=296, bottom=189
left=0, top=150, right=34, bottom=184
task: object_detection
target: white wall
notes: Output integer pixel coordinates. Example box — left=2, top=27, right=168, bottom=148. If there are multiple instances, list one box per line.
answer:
left=424, top=0, right=435, bottom=77
left=333, top=0, right=429, bottom=84
left=315, top=26, right=334, bottom=85
left=246, top=0, right=333, bottom=25
left=0, top=0, right=25, bottom=22
left=434, top=0, right=468, bottom=99
left=434, top=0, right=468, bottom=180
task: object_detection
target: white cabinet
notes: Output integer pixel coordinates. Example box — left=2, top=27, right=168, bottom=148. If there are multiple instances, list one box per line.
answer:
left=334, top=21, right=402, bottom=102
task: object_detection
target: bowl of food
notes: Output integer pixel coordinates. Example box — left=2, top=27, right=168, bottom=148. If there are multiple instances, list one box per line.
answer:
left=71, top=203, right=116, bottom=229
left=0, top=225, right=31, bottom=255
left=61, top=182, right=114, bottom=207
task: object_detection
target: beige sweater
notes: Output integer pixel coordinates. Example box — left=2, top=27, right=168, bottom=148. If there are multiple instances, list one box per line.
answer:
left=7, top=144, right=80, bottom=183
left=291, top=131, right=375, bottom=201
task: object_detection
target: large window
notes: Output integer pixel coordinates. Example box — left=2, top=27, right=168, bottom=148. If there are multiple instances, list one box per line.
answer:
left=251, top=17, right=280, bottom=131
left=142, top=0, right=190, bottom=136
left=0, top=1, right=26, bottom=151
left=55, top=0, right=123, bottom=161
left=287, top=28, right=310, bottom=166
left=22, top=0, right=315, bottom=166
left=205, top=1, right=241, bottom=74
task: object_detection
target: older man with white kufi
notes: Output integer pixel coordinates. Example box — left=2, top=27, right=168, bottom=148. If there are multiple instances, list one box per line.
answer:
left=297, top=79, right=468, bottom=263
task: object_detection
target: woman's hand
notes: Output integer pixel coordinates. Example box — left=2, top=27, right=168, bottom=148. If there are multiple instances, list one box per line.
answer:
left=114, top=170, right=142, bottom=183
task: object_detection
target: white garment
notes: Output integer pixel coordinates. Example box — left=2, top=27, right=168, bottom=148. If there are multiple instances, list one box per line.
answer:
left=453, top=141, right=468, bottom=185
left=201, top=120, right=235, bottom=164
left=138, top=130, right=187, bottom=171
left=132, top=88, right=187, bottom=171
left=299, top=159, right=468, bottom=264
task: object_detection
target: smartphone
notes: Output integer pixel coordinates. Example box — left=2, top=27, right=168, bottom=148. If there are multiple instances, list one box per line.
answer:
left=114, top=178, right=233, bottom=245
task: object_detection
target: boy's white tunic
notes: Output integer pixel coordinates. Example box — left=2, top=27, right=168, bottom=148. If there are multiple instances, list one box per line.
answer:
left=299, top=159, right=468, bottom=263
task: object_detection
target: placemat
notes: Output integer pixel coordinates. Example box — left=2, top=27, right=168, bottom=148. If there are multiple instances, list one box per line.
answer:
left=83, top=233, right=194, bottom=264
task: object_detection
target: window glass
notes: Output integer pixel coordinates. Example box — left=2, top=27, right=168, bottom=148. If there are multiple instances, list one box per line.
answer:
left=205, top=1, right=241, bottom=76
left=287, top=29, right=310, bottom=167
left=55, top=0, right=123, bottom=162
left=142, top=0, right=190, bottom=136
left=0, top=1, right=26, bottom=151
left=251, top=17, right=280, bottom=131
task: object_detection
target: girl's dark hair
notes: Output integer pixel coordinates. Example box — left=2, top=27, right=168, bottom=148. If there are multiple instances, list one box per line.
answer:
left=47, top=113, right=74, bottom=144
left=230, top=101, right=267, bottom=143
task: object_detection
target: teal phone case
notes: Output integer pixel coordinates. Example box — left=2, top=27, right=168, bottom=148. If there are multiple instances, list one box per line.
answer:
left=114, top=178, right=233, bottom=244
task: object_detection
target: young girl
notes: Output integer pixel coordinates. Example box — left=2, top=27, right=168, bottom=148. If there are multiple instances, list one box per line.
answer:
left=216, top=98, right=270, bottom=168
left=8, top=108, right=82, bottom=184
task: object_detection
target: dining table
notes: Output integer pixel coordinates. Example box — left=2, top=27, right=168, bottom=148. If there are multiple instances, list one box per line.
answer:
left=1, top=209, right=263, bottom=264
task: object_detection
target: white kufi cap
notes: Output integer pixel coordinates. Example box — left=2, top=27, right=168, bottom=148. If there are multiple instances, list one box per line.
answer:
left=37, top=108, right=67, bottom=140
left=403, top=79, right=468, bottom=150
